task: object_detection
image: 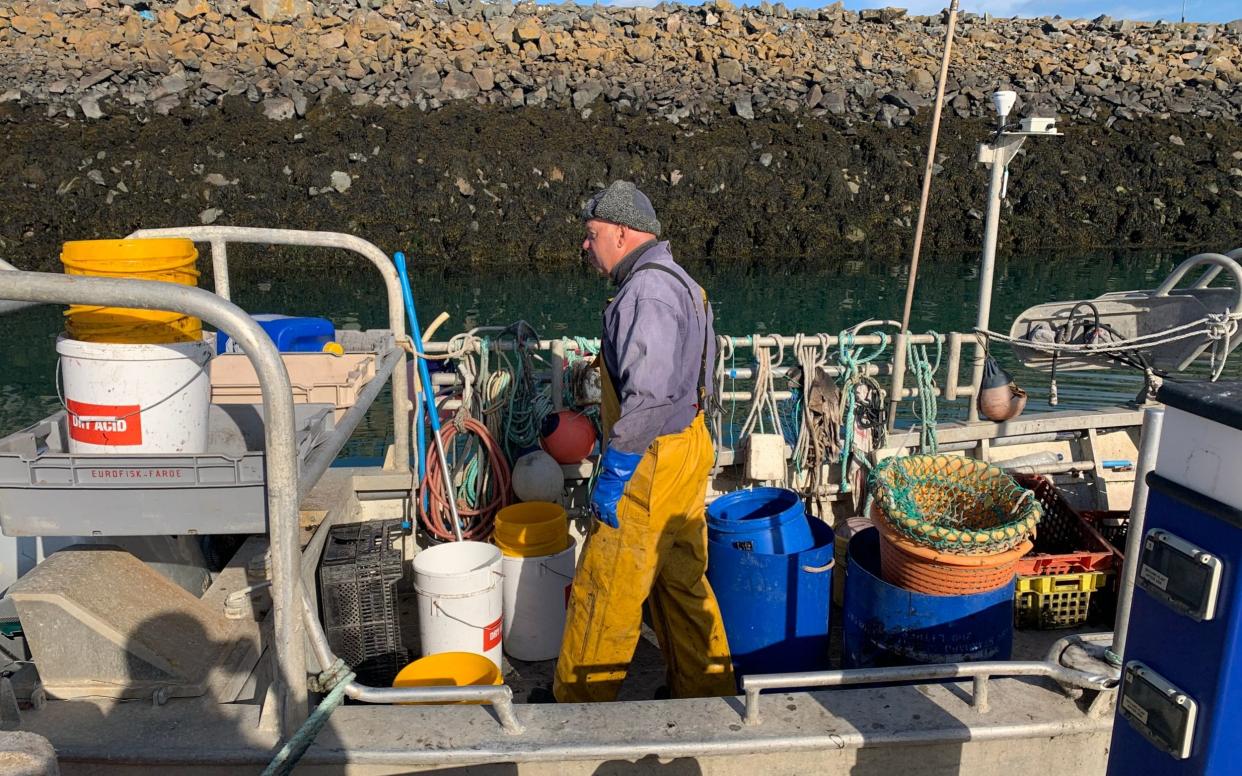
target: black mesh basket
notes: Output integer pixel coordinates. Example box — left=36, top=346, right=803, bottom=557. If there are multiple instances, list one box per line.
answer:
left=318, top=519, right=407, bottom=687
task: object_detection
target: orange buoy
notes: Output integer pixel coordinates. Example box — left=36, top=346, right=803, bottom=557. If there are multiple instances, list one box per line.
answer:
left=539, top=410, right=597, bottom=464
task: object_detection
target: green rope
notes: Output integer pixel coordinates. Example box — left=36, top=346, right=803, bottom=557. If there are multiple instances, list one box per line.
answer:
left=836, top=330, right=889, bottom=493
left=905, top=332, right=942, bottom=455
left=261, top=660, right=356, bottom=776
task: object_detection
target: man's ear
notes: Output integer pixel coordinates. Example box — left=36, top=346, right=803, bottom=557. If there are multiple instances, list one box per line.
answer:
left=616, top=225, right=628, bottom=246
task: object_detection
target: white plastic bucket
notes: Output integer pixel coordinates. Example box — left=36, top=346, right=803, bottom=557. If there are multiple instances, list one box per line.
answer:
left=56, top=336, right=212, bottom=455
left=500, top=538, right=576, bottom=662
left=413, top=541, right=504, bottom=669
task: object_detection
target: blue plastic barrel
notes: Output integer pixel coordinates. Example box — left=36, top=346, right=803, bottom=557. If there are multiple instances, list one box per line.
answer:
left=706, top=487, right=813, bottom=554
left=843, top=527, right=1013, bottom=668
left=707, top=518, right=834, bottom=677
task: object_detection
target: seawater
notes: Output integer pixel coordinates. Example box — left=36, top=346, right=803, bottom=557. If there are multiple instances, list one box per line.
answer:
left=1, top=248, right=1234, bottom=458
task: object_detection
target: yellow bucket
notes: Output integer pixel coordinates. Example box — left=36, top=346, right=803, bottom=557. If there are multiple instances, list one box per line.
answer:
left=61, top=238, right=201, bottom=343
left=493, top=501, right=569, bottom=558
left=392, top=652, right=503, bottom=704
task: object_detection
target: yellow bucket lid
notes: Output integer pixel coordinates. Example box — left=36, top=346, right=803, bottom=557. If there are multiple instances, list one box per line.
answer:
left=493, top=501, right=569, bottom=557
left=392, top=652, right=502, bottom=704
left=61, top=238, right=199, bottom=274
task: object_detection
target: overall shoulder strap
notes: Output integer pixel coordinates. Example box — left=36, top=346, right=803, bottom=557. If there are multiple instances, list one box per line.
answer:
left=630, top=263, right=711, bottom=405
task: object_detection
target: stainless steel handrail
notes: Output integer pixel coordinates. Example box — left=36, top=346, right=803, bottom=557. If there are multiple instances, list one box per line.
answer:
left=740, top=635, right=1119, bottom=725
left=0, top=257, right=42, bottom=315
left=1189, top=247, right=1242, bottom=288
left=1154, top=252, right=1242, bottom=308
left=300, top=594, right=524, bottom=734
left=125, top=226, right=412, bottom=472
left=0, top=271, right=309, bottom=739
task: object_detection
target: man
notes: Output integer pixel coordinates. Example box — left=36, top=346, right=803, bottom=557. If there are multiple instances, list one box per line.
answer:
left=553, top=180, right=734, bottom=703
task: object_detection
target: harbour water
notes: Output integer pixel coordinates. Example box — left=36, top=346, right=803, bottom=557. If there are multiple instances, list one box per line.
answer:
left=1, top=246, right=1232, bottom=457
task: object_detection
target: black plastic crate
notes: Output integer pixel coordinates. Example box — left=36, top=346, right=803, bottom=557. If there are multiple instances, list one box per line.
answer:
left=318, top=519, right=407, bottom=687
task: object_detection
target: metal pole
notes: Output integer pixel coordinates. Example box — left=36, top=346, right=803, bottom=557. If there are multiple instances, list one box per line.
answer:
left=741, top=659, right=1116, bottom=725
left=967, top=138, right=1021, bottom=421
left=1108, top=405, right=1165, bottom=666
left=887, top=0, right=960, bottom=433
left=0, top=271, right=308, bottom=736
left=0, top=258, right=43, bottom=315
left=209, top=239, right=230, bottom=301
left=301, top=594, right=523, bottom=733
left=976, top=147, right=1008, bottom=337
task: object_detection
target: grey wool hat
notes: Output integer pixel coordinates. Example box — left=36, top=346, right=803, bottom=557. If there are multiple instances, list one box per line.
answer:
left=581, top=180, right=662, bottom=238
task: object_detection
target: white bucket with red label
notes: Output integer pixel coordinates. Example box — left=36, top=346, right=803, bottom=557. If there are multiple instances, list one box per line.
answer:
left=56, top=335, right=212, bottom=455
left=413, top=541, right=505, bottom=669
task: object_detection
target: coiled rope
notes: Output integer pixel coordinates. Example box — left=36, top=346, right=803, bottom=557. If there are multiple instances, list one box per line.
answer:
left=791, top=333, right=835, bottom=496
left=836, top=326, right=890, bottom=493
left=905, top=331, right=942, bottom=454
left=420, top=415, right=512, bottom=542
left=740, top=336, right=786, bottom=441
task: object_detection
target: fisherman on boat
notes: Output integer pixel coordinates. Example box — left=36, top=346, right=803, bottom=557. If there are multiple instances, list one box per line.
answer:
left=553, top=180, right=735, bottom=702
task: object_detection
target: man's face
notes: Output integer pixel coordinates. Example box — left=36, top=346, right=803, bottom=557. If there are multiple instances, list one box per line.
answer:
left=582, top=219, right=624, bottom=275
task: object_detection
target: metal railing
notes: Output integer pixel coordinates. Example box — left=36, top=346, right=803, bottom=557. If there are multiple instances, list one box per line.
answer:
left=300, top=594, right=525, bottom=734
left=740, top=633, right=1119, bottom=725
left=0, top=271, right=310, bottom=738
left=125, top=226, right=413, bottom=470
left=423, top=328, right=987, bottom=417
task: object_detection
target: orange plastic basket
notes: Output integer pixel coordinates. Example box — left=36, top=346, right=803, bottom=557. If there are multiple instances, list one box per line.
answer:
left=873, top=504, right=1031, bottom=595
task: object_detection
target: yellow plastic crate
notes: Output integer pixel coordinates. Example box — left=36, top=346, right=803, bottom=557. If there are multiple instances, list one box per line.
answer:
left=1014, top=570, right=1112, bottom=630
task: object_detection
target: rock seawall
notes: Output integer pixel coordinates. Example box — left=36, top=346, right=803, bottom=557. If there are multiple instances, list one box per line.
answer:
left=2, top=0, right=1239, bottom=123
left=0, top=1, right=1239, bottom=271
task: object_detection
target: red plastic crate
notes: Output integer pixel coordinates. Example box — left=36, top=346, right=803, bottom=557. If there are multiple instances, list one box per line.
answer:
left=1013, top=474, right=1119, bottom=576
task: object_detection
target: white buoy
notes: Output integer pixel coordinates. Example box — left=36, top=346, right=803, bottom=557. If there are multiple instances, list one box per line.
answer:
left=511, top=450, right=565, bottom=503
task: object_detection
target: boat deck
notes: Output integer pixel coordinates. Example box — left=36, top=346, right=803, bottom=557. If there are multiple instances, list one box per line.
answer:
left=398, top=588, right=1109, bottom=704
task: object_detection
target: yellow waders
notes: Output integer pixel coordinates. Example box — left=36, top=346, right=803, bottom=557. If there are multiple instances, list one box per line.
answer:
left=553, top=361, right=734, bottom=702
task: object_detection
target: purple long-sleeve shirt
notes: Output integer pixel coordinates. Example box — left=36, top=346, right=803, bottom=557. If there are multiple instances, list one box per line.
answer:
left=602, top=240, right=716, bottom=456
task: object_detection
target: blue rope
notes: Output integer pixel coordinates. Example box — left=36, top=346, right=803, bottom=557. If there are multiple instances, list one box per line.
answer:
left=261, top=661, right=356, bottom=776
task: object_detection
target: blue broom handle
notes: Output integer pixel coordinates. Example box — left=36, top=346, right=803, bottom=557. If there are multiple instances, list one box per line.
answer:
left=394, top=252, right=463, bottom=540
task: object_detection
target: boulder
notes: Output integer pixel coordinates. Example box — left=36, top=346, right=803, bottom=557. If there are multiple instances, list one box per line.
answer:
left=717, top=59, right=744, bottom=84
left=733, top=93, right=754, bottom=119
left=247, top=0, right=307, bottom=23
left=441, top=70, right=480, bottom=100
left=514, top=16, right=542, bottom=42
left=262, top=95, right=295, bottom=120
left=409, top=64, right=441, bottom=94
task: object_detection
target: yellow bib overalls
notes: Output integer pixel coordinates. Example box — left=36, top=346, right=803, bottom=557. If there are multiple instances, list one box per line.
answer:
left=553, top=284, right=735, bottom=703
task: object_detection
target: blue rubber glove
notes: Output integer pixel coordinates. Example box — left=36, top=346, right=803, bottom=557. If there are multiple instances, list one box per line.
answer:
left=590, top=447, right=644, bottom=529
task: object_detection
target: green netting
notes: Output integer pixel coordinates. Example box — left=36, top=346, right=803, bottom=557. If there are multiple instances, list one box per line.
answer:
left=869, top=455, right=1041, bottom=555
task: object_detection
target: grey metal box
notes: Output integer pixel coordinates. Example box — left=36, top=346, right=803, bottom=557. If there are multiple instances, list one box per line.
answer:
left=0, top=403, right=334, bottom=536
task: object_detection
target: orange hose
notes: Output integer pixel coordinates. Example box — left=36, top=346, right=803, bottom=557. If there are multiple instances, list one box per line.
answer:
left=420, top=416, right=512, bottom=542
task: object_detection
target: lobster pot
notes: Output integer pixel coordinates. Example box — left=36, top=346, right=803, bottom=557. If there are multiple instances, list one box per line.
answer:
left=57, top=336, right=212, bottom=455
left=500, top=539, right=576, bottom=662
left=844, top=527, right=1014, bottom=668
left=413, top=541, right=504, bottom=669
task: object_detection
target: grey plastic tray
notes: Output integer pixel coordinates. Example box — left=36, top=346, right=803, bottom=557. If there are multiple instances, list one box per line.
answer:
left=0, top=403, right=334, bottom=536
